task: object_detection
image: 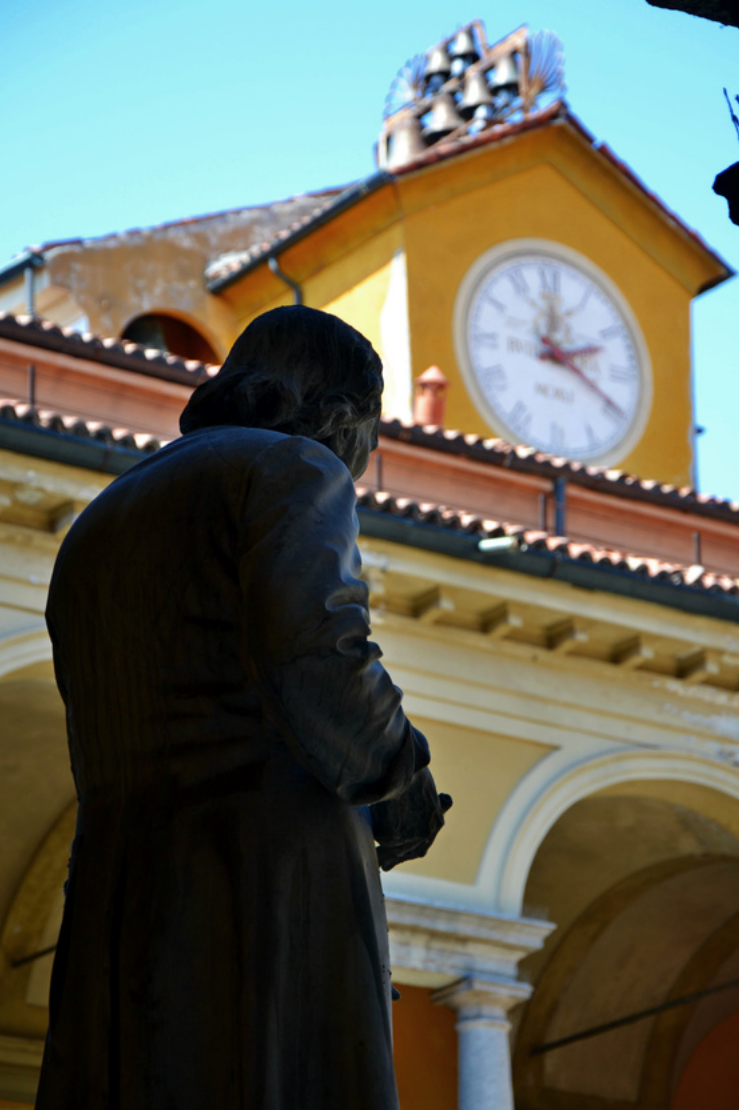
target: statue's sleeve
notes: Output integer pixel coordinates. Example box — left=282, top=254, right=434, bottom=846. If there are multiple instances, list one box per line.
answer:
left=237, top=434, right=429, bottom=806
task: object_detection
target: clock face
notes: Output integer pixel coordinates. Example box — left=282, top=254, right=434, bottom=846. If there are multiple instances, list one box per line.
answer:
left=454, top=240, right=652, bottom=465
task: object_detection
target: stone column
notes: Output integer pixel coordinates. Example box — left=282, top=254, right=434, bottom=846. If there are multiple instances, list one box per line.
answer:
left=434, top=976, right=531, bottom=1110
left=385, top=898, right=553, bottom=1109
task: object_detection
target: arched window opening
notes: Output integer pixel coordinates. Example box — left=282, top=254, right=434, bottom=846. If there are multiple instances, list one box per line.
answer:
left=121, top=314, right=218, bottom=364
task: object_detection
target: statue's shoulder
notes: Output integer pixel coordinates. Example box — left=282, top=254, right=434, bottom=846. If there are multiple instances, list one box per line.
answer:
left=197, top=427, right=350, bottom=485
left=184, top=425, right=285, bottom=464
left=159, top=426, right=289, bottom=477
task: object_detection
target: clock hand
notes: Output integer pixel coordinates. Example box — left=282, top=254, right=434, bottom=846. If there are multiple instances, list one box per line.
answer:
left=539, top=337, right=625, bottom=417
left=556, top=343, right=602, bottom=359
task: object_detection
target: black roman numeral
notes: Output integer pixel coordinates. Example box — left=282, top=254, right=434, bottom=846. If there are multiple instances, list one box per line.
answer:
left=539, top=265, right=560, bottom=294
left=508, top=400, right=531, bottom=430
left=609, top=364, right=636, bottom=383
left=480, top=365, right=508, bottom=394
left=507, top=268, right=529, bottom=297
left=573, top=287, right=592, bottom=314
left=473, top=331, right=499, bottom=348
left=550, top=421, right=564, bottom=452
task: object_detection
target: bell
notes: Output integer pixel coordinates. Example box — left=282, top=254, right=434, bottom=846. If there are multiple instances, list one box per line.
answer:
left=449, top=29, right=479, bottom=76
left=422, top=92, right=464, bottom=142
left=489, top=52, right=519, bottom=95
left=387, top=116, right=427, bottom=170
left=459, top=70, right=494, bottom=119
left=424, top=45, right=451, bottom=89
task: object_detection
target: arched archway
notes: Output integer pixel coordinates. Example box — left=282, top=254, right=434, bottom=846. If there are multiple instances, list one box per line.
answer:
left=0, top=656, right=74, bottom=1006
left=0, top=652, right=74, bottom=1102
left=121, top=312, right=220, bottom=364
left=509, top=765, right=739, bottom=1110
left=479, top=749, right=739, bottom=915
left=0, top=630, right=51, bottom=680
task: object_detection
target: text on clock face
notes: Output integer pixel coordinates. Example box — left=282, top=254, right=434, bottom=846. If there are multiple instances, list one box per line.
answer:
left=465, top=253, right=644, bottom=460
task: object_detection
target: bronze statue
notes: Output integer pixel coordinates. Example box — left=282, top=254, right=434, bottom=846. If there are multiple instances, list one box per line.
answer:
left=37, top=306, right=451, bottom=1110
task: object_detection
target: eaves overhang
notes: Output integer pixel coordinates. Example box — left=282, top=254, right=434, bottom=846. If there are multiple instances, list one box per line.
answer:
left=357, top=508, right=739, bottom=626
left=2, top=414, right=737, bottom=624
left=0, top=418, right=155, bottom=477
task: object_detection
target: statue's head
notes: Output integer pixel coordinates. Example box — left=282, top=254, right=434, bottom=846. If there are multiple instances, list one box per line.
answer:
left=179, top=306, right=383, bottom=478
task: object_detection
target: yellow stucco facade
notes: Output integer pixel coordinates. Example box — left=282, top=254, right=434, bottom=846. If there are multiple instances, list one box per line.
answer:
left=218, top=118, right=726, bottom=487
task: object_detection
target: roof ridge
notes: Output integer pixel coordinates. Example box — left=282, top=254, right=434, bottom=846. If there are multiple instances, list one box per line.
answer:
left=12, top=187, right=346, bottom=258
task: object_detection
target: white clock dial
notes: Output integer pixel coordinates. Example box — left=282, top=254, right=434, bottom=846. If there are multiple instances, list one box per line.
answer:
left=454, top=240, right=652, bottom=465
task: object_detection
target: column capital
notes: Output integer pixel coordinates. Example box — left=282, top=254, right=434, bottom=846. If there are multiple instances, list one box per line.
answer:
left=386, top=896, right=553, bottom=985
left=434, top=975, right=531, bottom=1023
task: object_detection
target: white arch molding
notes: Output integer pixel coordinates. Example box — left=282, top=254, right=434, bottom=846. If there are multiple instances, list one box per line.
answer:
left=0, top=628, right=52, bottom=679
left=485, top=748, right=739, bottom=917
left=383, top=745, right=739, bottom=919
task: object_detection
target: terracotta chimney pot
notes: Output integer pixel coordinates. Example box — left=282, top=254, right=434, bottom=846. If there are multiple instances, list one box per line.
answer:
left=413, top=365, right=449, bottom=427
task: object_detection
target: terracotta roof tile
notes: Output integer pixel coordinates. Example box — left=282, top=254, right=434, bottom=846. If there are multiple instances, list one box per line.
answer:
left=4, top=310, right=739, bottom=530
left=355, top=484, right=739, bottom=600
left=7, top=190, right=343, bottom=258
left=0, top=313, right=215, bottom=384
left=378, top=417, right=739, bottom=523
left=0, top=399, right=163, bottom=455
left=2, top=381, right=738, bottom=606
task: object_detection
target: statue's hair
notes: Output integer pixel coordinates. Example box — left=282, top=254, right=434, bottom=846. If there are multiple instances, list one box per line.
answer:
left=180, top=306, right=383, bottom=439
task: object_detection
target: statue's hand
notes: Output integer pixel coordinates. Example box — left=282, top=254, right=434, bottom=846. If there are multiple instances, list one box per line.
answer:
left=370, top=769, right=452, bottom=871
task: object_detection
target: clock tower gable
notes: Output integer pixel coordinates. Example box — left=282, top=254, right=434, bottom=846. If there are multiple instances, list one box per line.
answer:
left=392, top=115, right=729, bottom=485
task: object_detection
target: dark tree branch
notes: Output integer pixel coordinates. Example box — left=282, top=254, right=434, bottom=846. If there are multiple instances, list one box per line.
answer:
left=646, top=0, right=739, bottom=28
left=723, top=88, right=739, bottom=142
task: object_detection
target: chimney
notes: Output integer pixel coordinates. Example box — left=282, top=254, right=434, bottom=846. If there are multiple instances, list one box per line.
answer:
left=413, top=365, right=449, bottom=426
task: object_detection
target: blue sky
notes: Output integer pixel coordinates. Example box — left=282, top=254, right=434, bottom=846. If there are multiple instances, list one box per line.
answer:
left=2, top=0, right=738, bottom=497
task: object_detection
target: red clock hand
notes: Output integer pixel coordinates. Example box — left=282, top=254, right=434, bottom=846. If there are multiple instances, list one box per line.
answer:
left=539, top=337, right=624, bottom=418
left=558, top=343, right=602, bottom=359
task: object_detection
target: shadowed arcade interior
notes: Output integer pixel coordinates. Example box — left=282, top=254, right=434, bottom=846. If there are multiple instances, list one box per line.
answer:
left=512, top=784, right=739, bottom=1109
left=0, top=665, right=72, bottom=1041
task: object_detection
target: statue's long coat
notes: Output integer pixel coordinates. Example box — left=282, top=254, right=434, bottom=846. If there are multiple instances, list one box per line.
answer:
left=37, top=427, right=429, bottom=1110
